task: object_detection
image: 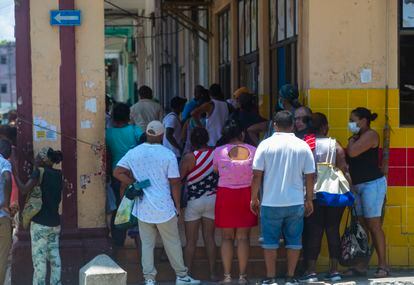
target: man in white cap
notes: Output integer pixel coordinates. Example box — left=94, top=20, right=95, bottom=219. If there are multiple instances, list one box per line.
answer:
left=114, top=121, right=200, bottom=285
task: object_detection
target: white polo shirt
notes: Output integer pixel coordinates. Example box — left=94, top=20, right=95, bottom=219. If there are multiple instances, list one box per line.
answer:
left=117, top=143, right=180, bottom=224
left=253, top=132, right=315, bottom=207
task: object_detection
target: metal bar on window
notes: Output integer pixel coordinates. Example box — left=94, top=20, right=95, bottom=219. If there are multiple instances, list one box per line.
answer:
left=284, top=0, right=287, bottom=40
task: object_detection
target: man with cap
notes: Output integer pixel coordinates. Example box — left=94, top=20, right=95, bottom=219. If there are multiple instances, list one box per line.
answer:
left=163, top=96, right=187, bottom=160
left=114, top=121, right=200, bottom=285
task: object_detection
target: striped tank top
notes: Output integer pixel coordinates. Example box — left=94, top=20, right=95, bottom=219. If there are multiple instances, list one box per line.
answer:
left=187, top=149, right=218, bottom=200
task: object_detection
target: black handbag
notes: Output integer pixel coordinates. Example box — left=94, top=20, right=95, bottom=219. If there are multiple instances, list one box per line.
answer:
left=339, top=207, right=371, bottom=267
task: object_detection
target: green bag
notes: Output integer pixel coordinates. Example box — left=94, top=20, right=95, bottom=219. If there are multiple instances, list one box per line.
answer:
left=21, top=167, right=45, bottom=230
left=114, top=189, right=138, bottom=229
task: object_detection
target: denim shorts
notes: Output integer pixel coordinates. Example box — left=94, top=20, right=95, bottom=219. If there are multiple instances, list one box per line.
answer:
left=260, top=205, right=304, bottom=250
left=354, top=176, right=387, bottom=218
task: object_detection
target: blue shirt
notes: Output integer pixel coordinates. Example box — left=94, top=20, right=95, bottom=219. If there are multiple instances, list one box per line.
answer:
left=106, top=125, right=143, bottom=170
left=182, top=99, right=198, bottom=122
left=0, top=155, right=11, bottom=218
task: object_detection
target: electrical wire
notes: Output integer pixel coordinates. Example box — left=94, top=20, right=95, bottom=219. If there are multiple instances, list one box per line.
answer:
left=104, top=0, right=167, bottom=20
left=17, top=117, right=104, bottom=149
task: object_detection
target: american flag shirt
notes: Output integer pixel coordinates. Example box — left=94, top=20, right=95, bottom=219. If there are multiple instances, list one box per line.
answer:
left=186, top=149, right=218, bottom=200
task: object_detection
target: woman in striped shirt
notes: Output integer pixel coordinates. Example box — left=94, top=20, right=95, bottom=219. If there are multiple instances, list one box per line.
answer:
left=180, top=127, right=218, bottom=281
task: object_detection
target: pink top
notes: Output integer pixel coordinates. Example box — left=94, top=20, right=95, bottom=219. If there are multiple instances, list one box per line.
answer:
left=213, top=143, right=256, bottom=189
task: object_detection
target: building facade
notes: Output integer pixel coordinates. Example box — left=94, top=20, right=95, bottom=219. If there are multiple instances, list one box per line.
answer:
left=208, top=0, right=414, bottom=268
left=12, top=0, right=414, bottom=284
left=0, top=42, right=16, bottom=111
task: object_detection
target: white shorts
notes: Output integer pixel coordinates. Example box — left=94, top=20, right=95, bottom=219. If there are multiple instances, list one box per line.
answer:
left=184, top=194, right=216, bottom=222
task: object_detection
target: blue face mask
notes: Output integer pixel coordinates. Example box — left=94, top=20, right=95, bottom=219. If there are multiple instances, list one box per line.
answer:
left=278, top=98, right=284, bottom=110
left=348, top=122, right=361, bottom=134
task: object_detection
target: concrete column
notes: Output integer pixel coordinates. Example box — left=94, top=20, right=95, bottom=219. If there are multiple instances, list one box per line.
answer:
left=13, top=0, right=110, bottom=284
left=257, top=0, right=270, bottom=118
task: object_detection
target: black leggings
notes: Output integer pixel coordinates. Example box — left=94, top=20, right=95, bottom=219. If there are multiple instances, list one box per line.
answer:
left=303, top=201, right=345, bottom=261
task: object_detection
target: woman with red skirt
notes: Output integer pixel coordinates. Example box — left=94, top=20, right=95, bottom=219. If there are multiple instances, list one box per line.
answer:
left=213, top=119, right=258, bottom=284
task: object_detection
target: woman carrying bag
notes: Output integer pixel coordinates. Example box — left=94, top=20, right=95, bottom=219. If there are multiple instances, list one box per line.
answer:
left=344, top=107, right=388, bottom=278
left=300, top=113, right=353, bottom=283
left=13, top=147, right=63, bottom=285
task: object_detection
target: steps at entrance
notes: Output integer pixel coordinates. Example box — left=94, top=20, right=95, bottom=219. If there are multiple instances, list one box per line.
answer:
left=114, top=246, right=288, bottom=284
left=113, top=224, right=296, bottom=283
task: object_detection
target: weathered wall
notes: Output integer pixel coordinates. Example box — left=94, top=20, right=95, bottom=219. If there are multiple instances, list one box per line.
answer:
left=29, top=0, right=106, bottom=228
left=76, top=0, right=106, bottom=229
left=305, top=0, right=398, bottom=89
left=30, top=0, right=61, bottom=152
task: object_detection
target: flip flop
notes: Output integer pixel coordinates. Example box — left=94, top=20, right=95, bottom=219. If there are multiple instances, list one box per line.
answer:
left=374, top=267, right=390, bottom=278
left=342, top=268, right=367, bottom=277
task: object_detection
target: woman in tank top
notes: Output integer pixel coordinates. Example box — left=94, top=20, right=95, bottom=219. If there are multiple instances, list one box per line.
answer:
left=191, top=84, right=230, bottom=146
left=180, top=127, right=218, bottom=281
left=344, top=107, right=388, bottom=278
left=301, top=113, right=352, bottom=283
left=14, top=147, right=63, bottom=285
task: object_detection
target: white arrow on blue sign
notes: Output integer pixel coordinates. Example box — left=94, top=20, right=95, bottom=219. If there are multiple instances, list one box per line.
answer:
left=50, top=10, right=81, bottom=26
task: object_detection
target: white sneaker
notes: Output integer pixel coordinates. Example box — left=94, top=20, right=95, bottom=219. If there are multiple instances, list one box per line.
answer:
left=145, top=279, right=156, bottom=285
left=176, top=275, right=201, bottom=285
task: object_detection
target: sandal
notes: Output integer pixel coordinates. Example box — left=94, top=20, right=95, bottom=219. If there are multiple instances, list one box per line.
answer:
left=342, top=268, right=367, bottom=277
left=374, top=267, right=390, bottom=278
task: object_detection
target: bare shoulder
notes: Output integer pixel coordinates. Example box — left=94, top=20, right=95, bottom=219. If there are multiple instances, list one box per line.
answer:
left=363, top=129, right=380, bottom=145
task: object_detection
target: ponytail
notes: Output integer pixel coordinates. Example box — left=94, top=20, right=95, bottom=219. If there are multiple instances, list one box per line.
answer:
left=47, top=148, right=63, bottom=164
left=351, top=107, right=377, bottom=126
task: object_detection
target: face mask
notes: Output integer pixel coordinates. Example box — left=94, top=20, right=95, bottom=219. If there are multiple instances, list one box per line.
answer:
left=278, top=98, right=284, bottom=110
left=348, top=122, right=360, bottom=134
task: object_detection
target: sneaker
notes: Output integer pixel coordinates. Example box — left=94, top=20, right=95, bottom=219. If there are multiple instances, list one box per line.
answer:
left=299, top=273, right=318, bottom=283
left=239, top=274, right=249, bottom=285
left=220, top=274, right=232, bottom=284
left=176, top=275, right=201, bottom=285
left=284, top=277, right=299, bottom=285
left=260, top=278, right=278, bottom=285
left=145, top=279, right=156, bottom=285
left=324, top=272, right=342, bottom=282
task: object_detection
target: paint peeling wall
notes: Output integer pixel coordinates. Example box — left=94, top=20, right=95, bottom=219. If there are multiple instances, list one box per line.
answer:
left=76, top=0, right=106, bottom=229
left=304, top=0, right=398, bottom=89
left=30, top=0, right=61, bottom=154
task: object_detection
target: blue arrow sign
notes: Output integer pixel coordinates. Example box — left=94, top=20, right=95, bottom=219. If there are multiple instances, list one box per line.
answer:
left=50, top=10, right=81, bottom=26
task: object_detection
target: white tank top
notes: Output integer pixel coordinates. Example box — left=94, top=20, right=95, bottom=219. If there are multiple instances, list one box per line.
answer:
left=315, top=138, right=336, bottom=165
left=206, top=99, right=229, bottom=146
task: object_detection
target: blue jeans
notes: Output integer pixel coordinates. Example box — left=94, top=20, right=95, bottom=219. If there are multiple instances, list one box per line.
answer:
left=354, top=176, right=387, bottom=218
left=260, top=205, right=305, bottom=250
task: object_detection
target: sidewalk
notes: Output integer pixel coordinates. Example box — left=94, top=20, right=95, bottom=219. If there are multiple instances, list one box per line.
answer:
left=152, top=270, right=414, bottom=285
left=6, top=264, right=414, bottom=284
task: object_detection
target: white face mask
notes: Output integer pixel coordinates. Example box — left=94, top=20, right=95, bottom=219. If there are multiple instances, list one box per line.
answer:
left=348, top=122, right=360, bottom=134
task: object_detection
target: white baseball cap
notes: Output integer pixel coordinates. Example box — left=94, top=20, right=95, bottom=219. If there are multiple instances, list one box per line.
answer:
left=146, top=120, right=165, bottom=136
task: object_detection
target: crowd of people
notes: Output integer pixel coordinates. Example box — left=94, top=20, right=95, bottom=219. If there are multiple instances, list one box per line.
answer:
left=106, top=83, right=389, bottom=285
left=0, top=82, right=389, bottom=285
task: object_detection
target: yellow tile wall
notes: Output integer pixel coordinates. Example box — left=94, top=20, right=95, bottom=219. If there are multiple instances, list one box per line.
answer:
left=307, top=89, right=414, bottom=267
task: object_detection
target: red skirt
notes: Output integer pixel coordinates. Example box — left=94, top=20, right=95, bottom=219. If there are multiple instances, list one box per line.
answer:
left=215, top=186, right=258, bottom=228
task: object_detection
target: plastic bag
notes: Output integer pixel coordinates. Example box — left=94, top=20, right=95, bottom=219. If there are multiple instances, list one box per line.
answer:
left=114, top=195, right=137, bottom=229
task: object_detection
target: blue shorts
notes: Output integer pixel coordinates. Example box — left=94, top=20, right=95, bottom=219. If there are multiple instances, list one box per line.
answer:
left=354, top=176, right=387, bottom=218
left=260, top=205, right=304, bottom=250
